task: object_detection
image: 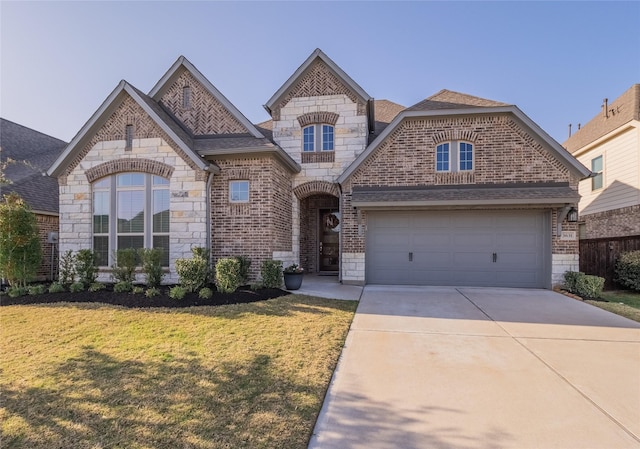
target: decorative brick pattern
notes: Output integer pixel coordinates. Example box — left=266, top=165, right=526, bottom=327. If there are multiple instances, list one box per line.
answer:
left=293, top=180, right=340, bottom=199
left=273, top=60, right=366, bottom=120
left=434, top=171, right=475, bottom=185
left=297, top=111, right=340, bottom=127
left=160, top=70, right=249, bottom=135
left=581, top=205, right=640, bottom=239
left=85, top=159, right=174, bottom=182
left=432, top=129, right=479, bottom=145
left=35, top=214, right=58, bottom=281
left=301, top=152, right=335, bottom=164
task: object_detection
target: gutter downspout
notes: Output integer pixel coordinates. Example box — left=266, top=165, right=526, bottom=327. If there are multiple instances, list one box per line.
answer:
left=205, top=166, right=215, bottom=268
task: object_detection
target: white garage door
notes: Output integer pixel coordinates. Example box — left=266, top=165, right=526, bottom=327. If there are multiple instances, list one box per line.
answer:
left=367, top=210, right=548, bottom=288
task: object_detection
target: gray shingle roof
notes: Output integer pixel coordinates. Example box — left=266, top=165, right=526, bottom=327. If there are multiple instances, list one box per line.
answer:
left=1, top=118, right=67, bottom=213
left=407, top=89, right=509, bottom=112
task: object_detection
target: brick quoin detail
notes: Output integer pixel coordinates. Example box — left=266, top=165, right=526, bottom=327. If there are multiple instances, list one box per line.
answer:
left=293, top=181, right=340, bottom=200
left=297, top=111, right=340, bottom=127
left=85, top=159, right=175, bottom=182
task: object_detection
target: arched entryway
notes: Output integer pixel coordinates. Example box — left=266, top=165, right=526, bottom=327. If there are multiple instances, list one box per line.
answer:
left=294, top=182, right=340, bottom=274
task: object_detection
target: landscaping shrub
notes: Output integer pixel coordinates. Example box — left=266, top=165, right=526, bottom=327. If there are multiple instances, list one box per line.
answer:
left=114, top=281, right=133, bottom=293
left=7, top=286, right=27, bottom=298
left=0, top=193, right=42, bottom=289
left=169, top=285, right=186, bottom=300
left=112, top=248, right=137, bottom=284
left=575, top=274, right=605, bottom=299
left=28, top=284, right=46, bottom=295
left=261, top=259, right=282, bottom=288
left=75, top=249, right=98, bottom=287
left=235, top=255, right=251, bottom=284
left=138, top=248, right=164, bottom=288
left=58, top=250, right=76, bottom=286
left=132, top=286, right=145, bottom=295
left=69, top=282, right=85, bottom=293
left=89, top=282, right=106, bottom=292
left=563, top=271, right=584, bottom=294
left=48, top=283, right=65, bottom=293
left=215, top=257, right=242, bottom=293
left=198, top=287, right=213, bottom=299
left=176, top=247, right=211, bottom=292
left=615, top=250, right=640, bottom=292
left=145, top=287, right=160, bottom=298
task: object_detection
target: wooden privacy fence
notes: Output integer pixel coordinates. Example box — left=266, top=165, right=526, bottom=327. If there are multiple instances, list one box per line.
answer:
left=579, top=235, right=640, bottom=289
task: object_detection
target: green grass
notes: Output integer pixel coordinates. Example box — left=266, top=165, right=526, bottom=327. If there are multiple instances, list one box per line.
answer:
left=585, top=290, right=640, bottom=323
left=0, top=295, right=357, bottom=449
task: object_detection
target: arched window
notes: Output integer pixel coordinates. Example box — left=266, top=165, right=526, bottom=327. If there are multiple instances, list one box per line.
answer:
left=435, top=141, right=474, bottom=172
left=302, top=124, right=334, bottom=152
left=92, top=173, right=170, bottom=267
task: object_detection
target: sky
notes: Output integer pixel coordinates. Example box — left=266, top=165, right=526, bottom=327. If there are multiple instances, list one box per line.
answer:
left=1, top=1, right=639, bottom=146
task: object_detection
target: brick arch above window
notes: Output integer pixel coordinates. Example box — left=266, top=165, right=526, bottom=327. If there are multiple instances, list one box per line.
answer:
left=293, top=181, right=340, bottom=200
left=85, top=159, right=174, bottom=183
left=297, top=111, right=339, bottom=128
left=431, top=130, right=479, bottom=146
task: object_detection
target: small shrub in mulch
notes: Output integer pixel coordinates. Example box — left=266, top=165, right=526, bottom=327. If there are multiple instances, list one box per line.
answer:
left=0, top=283, right=290, bottom=308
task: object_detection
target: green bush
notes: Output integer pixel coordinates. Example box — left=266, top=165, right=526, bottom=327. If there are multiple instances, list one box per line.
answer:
left=69, top=282, right=85, bottom=293
left=145, top=287, right=161, bottom=298
left=75, top=249, right=98, bottom=287
left=563, top=271, right=584, bottom=294
left=260, top=259, right=282, bottom=289
left=111, top=248, right=137, bottom=284
left=0, top=193, right=42, bottom=289
left=198, top=287, right=213, bottom=299
left=7, top=286, right=27, bottom=298
left=615, top=250, right=640, bottom=292
left=169, top=286, right=186, bottom=300
left=114, top=281, right=133, bottom=293
left=176, top=247, right=211, bottom=292
left=575, top=274, right=605, bottom=299
left=48, top=283, right=65, bottom=293
left=58, top=249, right=76, bottom=286
left=138, top=248, right=164, bottom=288
left=28, top=284, right=46, bottom=295
left=132, top=286, right=144, bottom=295
left=215, top=258, right=242, bottom=293
left=235, top=256, right=252, bottom=284
left=89, top=282, right=106, bottom=292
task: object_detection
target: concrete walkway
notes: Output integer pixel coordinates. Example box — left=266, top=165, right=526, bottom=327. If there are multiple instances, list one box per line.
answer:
left=308, top=286, right=640, bottom=449
left=286, top=274, right=363, bottom=301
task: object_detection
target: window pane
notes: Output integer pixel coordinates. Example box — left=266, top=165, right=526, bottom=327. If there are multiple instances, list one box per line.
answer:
left=592, top=173, right=603, bottom=190
left=436, top=143, right=449, bottom=171
left=153, top=190, right=170, bottom=233
left=322, top=125, right=334, bottom=151
left=591, top=156, right=603, bottom=173
left=117, top=173, right=144, bottom=187
left=153, top=176, right=169, bottom=185
left=93, top=191, right=110, bottom=234
left=94, top=178, right=110, bottom=189
left=153, top=235, right=170, bottom=267
left=118, top=235, right=144, bottom=251
left=303, top=126, right=315, bottom=152
left=117, top=190, right=144, bottom=233
left=230, top=181, right=249, bottom=202
left=93, top=236, right=109, bottom=267
left=459, top=142, right=473, bottom=171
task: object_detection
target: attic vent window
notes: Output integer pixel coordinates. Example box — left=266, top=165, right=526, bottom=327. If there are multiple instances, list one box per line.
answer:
left=125, top=125, right=134, bottom=151
left=183, top=86, right=191, bottom=109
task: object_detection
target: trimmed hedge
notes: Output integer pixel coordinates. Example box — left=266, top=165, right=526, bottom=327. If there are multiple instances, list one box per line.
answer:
left=615, top=250, right=640, bottom=292
left=563, top=271, right=605, bottom=299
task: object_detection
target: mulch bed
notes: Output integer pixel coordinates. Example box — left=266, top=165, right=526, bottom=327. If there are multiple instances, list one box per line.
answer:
left=0, top=284, right=290, bottom=308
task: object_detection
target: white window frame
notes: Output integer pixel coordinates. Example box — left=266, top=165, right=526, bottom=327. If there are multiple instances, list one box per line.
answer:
left=302, top=124, right=334, bottom=152
left=229, top=180, right=250, bottom=203
left=436, top=141, right=474, bottom=172
left=591, top=155, right=603, bottom=191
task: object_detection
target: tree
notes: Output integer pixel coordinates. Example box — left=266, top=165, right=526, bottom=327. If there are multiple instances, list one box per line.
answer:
left=0, top=193, right=42, bottom=288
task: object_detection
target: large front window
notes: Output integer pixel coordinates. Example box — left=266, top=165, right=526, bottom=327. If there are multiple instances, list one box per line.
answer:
left=93, top=173, right=170, bottom=267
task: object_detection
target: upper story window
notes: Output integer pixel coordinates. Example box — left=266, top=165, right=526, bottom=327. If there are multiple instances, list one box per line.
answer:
left=229, top=180, right=249, bottom=203
left=92, top=173, right=170, bottom=267
left=591, top=155, right=603, bottom=190
left=436, top=141, right=474, bottom=172
left=302, top=124, right=334, bottom=152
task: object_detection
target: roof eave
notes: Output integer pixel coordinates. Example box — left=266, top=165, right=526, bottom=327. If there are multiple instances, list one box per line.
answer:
left=199, top=146, right=301, bottom=174
left=352, top=197, right=579, bottom=209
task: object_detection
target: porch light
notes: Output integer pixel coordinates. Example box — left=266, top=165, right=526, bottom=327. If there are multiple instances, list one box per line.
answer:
left=567, top=207, right=579, bottom=223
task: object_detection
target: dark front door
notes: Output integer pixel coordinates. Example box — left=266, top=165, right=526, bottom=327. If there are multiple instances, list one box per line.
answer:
left=319, top=209, right=340, bottom=272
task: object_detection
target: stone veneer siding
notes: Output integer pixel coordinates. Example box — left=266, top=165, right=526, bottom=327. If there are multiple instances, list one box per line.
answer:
left=35, top=214, right=59, bottom=281
left=581, top=205, right=640, bottom=239
left=210, top=157, right=293, bottom=281
left=341, top=114, right=581, bottom=286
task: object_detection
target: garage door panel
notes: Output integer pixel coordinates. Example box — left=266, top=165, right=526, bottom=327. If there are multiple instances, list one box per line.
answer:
left=412, top=233, right=451, bottom=248
left=414, top=251, right=452, bottom=268
left=453, top=251, right=494, bottom=266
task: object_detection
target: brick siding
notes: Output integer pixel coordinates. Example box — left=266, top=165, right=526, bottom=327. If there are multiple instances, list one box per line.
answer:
left=581, top=204, right=640, bottom=239
left=35, top=214, right=58, bottom=281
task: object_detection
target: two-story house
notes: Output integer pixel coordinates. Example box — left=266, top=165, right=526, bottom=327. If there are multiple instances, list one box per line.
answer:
left=48, top=49, right=590, bottom=289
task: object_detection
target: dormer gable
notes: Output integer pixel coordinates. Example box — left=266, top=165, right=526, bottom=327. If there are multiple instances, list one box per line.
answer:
left=149, top=56, right=264, bottom=138
left=264, top=49, right=374, bottom=129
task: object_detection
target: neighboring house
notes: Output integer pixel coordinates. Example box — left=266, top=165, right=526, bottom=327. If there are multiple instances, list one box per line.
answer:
left=47, top=49, right=590, bottom=289
left=563, top=84, right=640, bottom=284
left=0, top=118, right=67, bottom=280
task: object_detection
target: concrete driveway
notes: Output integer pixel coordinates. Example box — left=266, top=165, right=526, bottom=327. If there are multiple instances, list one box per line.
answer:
left=308, top=286, right=640, bottom=449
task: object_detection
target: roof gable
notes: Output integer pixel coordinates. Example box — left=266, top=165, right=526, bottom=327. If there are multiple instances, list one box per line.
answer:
left=149, top=56, right=264, bottom=138
left=264, top=49, right=373, bottom=121
left=48, top=81, right=214, bottom=178
left=407, top=89, right=509, bottom=111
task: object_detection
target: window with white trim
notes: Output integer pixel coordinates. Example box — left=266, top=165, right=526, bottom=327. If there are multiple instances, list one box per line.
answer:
left=229, top=180, right=249, bottom=203
left=591, top=155, right=603, bottom=190
left=92, top=173, right=170, bottom=267
left=435, top=141, right=474, bottom=172
left=302, top=124, right=334, bottom=152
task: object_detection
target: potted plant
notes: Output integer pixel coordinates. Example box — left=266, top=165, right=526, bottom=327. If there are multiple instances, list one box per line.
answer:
left=283, top=263, right=304, bottom=290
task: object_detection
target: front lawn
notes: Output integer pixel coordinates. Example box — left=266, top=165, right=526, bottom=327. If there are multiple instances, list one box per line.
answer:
left=585, top=290, right=640, bottom=323
left=0, top=295, right=357, bottom=448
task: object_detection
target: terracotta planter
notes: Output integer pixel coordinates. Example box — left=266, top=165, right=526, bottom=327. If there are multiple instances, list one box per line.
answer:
left=283, top=272, right=303, bottom=290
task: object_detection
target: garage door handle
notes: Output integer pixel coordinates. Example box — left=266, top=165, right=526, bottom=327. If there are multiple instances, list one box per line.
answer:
left=409, top=252, right=413, bottom=262
left=492, top=252, right=497, bottom=263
